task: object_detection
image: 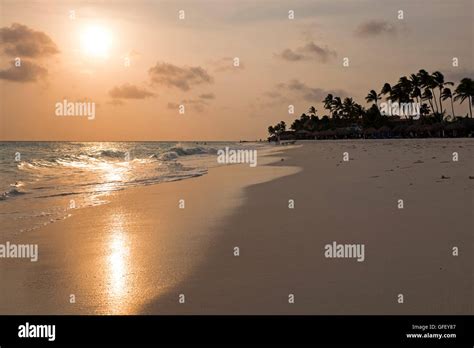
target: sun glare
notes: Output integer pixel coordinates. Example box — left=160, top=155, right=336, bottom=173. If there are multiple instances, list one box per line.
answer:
left=80, top=25, right=112, bottom=59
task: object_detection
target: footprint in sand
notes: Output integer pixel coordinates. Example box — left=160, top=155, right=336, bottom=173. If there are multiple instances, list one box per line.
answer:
left=414, top=160, right=424, bottom=164
left=441, top=175, right=450, bottom=179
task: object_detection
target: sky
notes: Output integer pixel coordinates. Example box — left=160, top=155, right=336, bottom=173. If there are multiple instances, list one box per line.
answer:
left=0, top=0, right=472, bottom=141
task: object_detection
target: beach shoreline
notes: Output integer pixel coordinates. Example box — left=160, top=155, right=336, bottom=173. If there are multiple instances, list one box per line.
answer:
left=0, top=145, right=300, bottom=314
left=0, top=139, right=472, bottom=315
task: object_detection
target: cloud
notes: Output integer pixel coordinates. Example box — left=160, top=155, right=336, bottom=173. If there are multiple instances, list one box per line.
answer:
left=285, top=79, right=346, bottom=101
left=278, top=49, right=304, bottom=61
left=199, top=93, right=215, bottom=99
left=148, top=62, right=213, bottom=91
left=0, top=60, right=47, bottom=82
left=108, top=83, right=155, bottom=99
left=276, top=41, right=336, bottom=63
left=0, top=23, right=59, bottom=58
left=212, top=57, right=245, bottom=72
left=354, top=20, right=397, bottom=37
left=271, top=79, right=347, bottom=102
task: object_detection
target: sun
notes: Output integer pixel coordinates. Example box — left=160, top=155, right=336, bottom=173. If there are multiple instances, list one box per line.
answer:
left=80, top=25, right=112, bottom=59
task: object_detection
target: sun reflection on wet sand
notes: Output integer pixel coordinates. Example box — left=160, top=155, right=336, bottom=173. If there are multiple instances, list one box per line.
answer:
left=106, top=211, right=131, bottom=314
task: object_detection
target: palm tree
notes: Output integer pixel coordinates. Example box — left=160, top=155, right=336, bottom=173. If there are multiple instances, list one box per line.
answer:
left=441, top=87, right=455, bottom=118
left=422, top=89, right=435, bottom=114
left=279, top=121, right=287, bottom=132
left=389, top=80, right=411, bottom=118
left=331, top=97, right=343, bottom=118
left=323, top=94, right=334, bottom=115
left=268, top=126, right=275, bottom=136
left=409, top=73, right=422, bottom=106
left=397, top=76, right=414, bottom=103
left=418, top=69, right=438, bottom=113
left=432, top=71, right=453, bottom=113
left=380, top=83, right=391, bottom=102
left=454, top=78, right=474, bottom=118
left=342, top=97, right=357, bottom=120
left=365, top=90, right=380, bottom=107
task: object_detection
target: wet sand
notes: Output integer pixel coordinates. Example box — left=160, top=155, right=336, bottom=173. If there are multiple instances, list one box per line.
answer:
left=1, top=139, right=472, bottom=314
left=0, top=147, right=299, bottom=314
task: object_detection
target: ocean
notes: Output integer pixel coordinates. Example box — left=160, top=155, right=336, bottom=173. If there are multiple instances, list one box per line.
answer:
left=0, top=141, right=271, bottom=234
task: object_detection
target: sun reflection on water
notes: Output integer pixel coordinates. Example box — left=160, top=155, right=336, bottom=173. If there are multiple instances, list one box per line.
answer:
left=106, top=211, right=131, bottom=314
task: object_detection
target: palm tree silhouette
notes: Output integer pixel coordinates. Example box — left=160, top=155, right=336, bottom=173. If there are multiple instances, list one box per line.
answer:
left=268, top=126, right=275, bottom=137
left=365, top=90, right=380, bottom=107
left=418, top=69, right=438, bottom=113
left=422, top=89, right=435, bottom=114
left=432, top=71, right=453, bottom=114
left=266, top=69, right=473, bottom=140
left=342, top=97, right=356, bottom=119
left=441, top=87, right=455, bottom=118
left=380, top=83, right=391, bottom=102
left=323, top=94, right=334, bottom=116
left=454, top=78, right=474, bottom=118
left=389, top=78, right=412, bottom=118
left=409, top=73, right=422, bottom=107
left=331, top=97, right=343, bottom=118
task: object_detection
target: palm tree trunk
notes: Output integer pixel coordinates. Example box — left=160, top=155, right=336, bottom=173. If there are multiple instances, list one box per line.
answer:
left=431, top=90, right=439, bottom=112
left=469, top=96, right=473, bottom=118
left=439, top=88, right=444, bottom=114
left=428, top=99, right=434, bottom=114
left=450, top=97, right=455, bottom=118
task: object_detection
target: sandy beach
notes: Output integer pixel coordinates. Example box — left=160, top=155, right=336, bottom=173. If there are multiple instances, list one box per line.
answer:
left=0, top=139, right=472, bottom=315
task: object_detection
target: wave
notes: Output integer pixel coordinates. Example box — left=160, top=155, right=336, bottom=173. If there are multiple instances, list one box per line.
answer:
left=156, top=145, right=217, bottom=161
left=97, top=149, right=127, bottom=158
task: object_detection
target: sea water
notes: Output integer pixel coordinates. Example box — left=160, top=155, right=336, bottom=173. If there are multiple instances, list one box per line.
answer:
left=0, top=141, right=271, bottom=234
